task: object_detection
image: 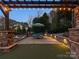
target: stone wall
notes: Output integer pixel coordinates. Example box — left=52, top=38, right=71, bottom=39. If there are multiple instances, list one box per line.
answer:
left=69, top=6, right=79, bottom=59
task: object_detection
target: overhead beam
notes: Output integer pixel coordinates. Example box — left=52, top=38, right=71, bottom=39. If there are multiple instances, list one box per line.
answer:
left=8, top=4, right=76, bottom=8
left=0, top=0, right=79, bottom=4
left=0, top=8, right=9, bottom=30
left=9, top=5, right=76, bottom=8
left=0, top=0, right=78, bottom=8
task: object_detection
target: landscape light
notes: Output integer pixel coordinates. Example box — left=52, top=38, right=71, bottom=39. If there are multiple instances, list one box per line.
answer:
left=63, top=39, right=68, bottom=44
left=44, top=33, right=47, bottom=36
left=50, top=34, right=52, bottom=37
left=60, top=43, right=68, bottom=48
left=54, top=35, right=56, bottom=39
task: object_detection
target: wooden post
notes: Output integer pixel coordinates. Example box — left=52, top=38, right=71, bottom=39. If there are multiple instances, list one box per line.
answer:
left=0, top=6, right=9, bottom=30
left=72, top=9, right=76, bottom=28
left=4, top=13, right=9, bottom=30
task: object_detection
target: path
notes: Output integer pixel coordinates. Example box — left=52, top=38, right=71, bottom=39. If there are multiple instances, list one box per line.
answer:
left=17, top=36, right=61, bottom=44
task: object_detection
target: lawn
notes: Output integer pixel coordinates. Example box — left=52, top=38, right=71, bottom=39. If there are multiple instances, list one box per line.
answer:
left=0, top=44, right=73, bottom=59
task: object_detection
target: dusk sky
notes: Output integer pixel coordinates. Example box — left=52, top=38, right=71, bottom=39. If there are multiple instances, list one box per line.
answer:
left=0, top=0, right=60, bottom=23
left=0, top=8, right=52, bottom=23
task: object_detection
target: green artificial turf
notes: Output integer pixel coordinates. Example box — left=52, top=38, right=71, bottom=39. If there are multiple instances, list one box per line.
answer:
left=0, top=44, right=73, bottom=59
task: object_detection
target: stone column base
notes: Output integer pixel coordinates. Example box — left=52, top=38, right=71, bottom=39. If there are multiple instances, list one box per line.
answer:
left=69, top=28, right=79, bottom=59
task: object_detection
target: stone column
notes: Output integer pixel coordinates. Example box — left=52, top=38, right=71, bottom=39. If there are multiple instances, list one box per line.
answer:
left=69, top=6, right=79, bottom=59
left=74, top=6, right=79, bottom=28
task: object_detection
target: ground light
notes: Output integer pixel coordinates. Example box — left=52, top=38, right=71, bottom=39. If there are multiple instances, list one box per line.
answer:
left=59, top=43, right=69, bottom=48
left=63, top=38, right=68, bottom=44
left=44, top=33, right=47, bottom=36
left=54, top=35, right=56, bottom=39
left=50, top=34, right=53, bottom=37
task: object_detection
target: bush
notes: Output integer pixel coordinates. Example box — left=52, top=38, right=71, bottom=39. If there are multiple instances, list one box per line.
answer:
left=32, top=26, right=45, bottom=34
left=16, top=26, right=26, bottom=34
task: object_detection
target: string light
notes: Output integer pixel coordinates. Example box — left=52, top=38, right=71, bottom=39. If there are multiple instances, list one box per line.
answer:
left=63, top=8, right=66, bottom=10
left=58, top=8, right=72, bottom=11
left=59, top=8, right=62, bottom=10
left=68, top=8, right=71, bottom=11
left=54, top=8, right=57, bottom=11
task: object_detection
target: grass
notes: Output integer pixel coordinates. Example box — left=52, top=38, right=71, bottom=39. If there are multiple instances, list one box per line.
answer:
left=0, top=44, right=73, bottom=59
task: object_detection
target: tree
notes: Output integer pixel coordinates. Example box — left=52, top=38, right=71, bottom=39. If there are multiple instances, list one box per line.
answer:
left=32, top=13, right=50, bottom=32
left=51, top=10, right=72, bottom=33
left=21, top=26, right=27, bottom=34
left=32, top=23, right=45, bottom=33
left=32, top=17, right=39, bottom=24
left=16, top=26, right=22, bottom=34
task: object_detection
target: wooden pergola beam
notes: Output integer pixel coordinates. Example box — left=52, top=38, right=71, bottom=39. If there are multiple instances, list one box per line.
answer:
left=9, top=5, right=76, bottom=8
left=2, top=1, right=79, bottom=4
left=0, top=3, right=10, bottom=30
left=0, top=0, right=78, bottom=8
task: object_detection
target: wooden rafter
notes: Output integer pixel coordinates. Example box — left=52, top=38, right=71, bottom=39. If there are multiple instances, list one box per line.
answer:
left=0, top=0, right=78, bottom=8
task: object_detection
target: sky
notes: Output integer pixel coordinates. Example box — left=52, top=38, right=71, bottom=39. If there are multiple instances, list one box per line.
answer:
left=0, top=8, right=52, bottom=23
left=0, top=0, right=60, bottom=23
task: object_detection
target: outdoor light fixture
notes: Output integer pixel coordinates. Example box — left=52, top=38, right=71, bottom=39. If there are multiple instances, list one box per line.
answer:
left=54, top=35, right=56, bottom=39
left=0, top=4, right=11, bottom=14
left=54, top=8, right=57, bottom=11
left=58, top=8, right=72, bottom=11
left=63, top=39, right=68, bottom=44
left=44, top=33, right=47, bottom=36
left=68, top=8, right=71, bottom=11
left=74, top=7, right=79, bottom=14
left=63, top=8, right=66, bottom=10
left=50, top=34, right=52, bottom=37
left=59, top=8, right=62, bottom=10
left=3, top=5, right=11, bottom=14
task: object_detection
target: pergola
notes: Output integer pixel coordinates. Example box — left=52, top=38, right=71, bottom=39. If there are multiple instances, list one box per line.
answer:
left=0, top=0, right=79, bottom=51
left=0, top=0, right=79, bottom=8
left=0, top=0, right=78, bottom=30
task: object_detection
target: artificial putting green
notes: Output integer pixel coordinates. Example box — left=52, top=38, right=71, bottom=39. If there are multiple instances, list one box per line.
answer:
left=0, top=44, right=73, bottom=59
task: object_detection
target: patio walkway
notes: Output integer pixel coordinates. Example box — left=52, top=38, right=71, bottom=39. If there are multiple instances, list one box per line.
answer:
left=17, top=36, right=61, bottom=44
left=0, top=36, right=72, bottom=59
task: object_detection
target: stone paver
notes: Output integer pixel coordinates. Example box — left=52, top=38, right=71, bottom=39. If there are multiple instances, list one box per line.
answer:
left=17, top=36, right=61, bottom=44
